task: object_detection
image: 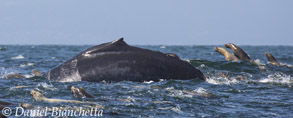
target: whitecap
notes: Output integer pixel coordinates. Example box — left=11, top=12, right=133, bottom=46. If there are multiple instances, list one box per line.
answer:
left=160, top=45, right=166, bottom=49
left=259, top=73, right=292, bottom=84
left=193, top=87, right=208, bottom=94
left=11, top=55, right=25, bottom=60
left=37, top=83, right=58, bottom=91
left=200, top=64, right=205, bottom=68
left=206, top=76, right=240, bottom=85
left=143, top=80, right=154, bottom=84
left=20, top=63, right=35, bottom=67
left=186, top=87, right=215, bottom=98
left=24, top=74, right=33, bottom=78
left=165, top=87, right=193, bottom=98
left=184, top=59, right=191, bottom=63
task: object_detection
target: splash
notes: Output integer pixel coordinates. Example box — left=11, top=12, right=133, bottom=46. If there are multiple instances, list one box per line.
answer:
left=193, top=87, right=208, bottom=94
left=37, top=82, right=58, bottom=91
left=206, top=76, right=240, bottom=85
left=20, top=63, right=35, bottom=68
left=160, top=45, right=166, bottom=49
left=11, top=55, right=25, bottom=60
left=259, top=73, right=292, bottom=84
left=165, top=87, right=193, bottom=98
left=143, top=80, right=154, bottom=84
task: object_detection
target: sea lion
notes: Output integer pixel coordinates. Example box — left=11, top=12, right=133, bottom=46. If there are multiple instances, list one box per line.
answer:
left=0, top=101, right=11, bottom=118
left=32, top=69, right=42, bottom=77
left=19, top=103, right=35, bottom=109
left=0, top=108, right=6, bottom=118
left=30, top=89, right=95, bottom=104
left=2, top=69, right=42, bottom=79
left=0, top=101, right=12, bottom=106
left=71, top=86, right=95, bottom=98
left=214, top=47, right=239, bottom=61
left=264, top=52, right=280, bottom=66
left=19, top=103, right=104, bottom=114
left=224, top=43, right=251, bottom=61
left=46, top=38, right=205, bottom=82
left=3, top=73, right=24, bottom=79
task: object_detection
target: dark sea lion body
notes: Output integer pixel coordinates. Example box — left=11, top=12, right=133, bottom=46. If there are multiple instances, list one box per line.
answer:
left=0, top=101, right=11, bottom=118
left=0, top=101, right=12, bottom=106
left=264, top=52, right=280, bottom=66
left=224, top=43, right=251, bottom=61
left=71, top=86, right=94, bottom=98
left=46, top=38, right=204, bottom=82
left=3, top=74, right=24, bottom=79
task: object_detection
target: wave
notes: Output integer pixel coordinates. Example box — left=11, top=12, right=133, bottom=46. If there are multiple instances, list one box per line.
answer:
left=0, top=47, right=7, bottom=51
left=259, top=73, right=292, bottom=84
left=11, top=55, right=25, bottom=60
left=189, top=60, right=262, bottom=74
left=20, top=62, right=35, bottom=68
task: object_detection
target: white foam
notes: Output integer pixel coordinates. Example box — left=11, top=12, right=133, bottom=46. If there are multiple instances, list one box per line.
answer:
left=193, top=87, right=208, bottom=94
left=20, top=63, right=35, bottom=67
left=165, top=87, right=193, bottom=98
left=143, top=80, right=154, bottom=84
left=200, top=64, right=205, bottom=68
left=259, top=73, right=292, bottom=84
left=184, top=59, right=191, bottom=63
left=160, top=45, right=166, bottom=49
left=37, top=83, right=58, bottom=91
left=24, top=74, right=33, bottom=78
left=11, top=55, right=25, bottom=59
left=279, top=63, right=293, bottom=67
left=206, top=76, right=240, bottom=85
left=252, top=59, right=265, bottom=66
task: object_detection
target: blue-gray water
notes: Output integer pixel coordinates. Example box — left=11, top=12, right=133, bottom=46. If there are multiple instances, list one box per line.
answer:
left=0, top=45, right=293, bottom=118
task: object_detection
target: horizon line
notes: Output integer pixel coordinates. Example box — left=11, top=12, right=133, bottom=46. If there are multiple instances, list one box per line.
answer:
left=1, top=43, right=292, bottom=47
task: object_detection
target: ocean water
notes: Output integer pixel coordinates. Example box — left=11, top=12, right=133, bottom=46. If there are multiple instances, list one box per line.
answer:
left=0, top=45, right=293, bottom=118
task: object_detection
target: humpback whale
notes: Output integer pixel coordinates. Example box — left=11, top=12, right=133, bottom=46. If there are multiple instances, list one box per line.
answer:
left=46, top=38, right=205, bottom=82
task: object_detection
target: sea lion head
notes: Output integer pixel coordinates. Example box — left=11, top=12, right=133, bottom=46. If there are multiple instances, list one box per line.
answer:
left=30, top=90, right=45, bottom=101
left=71, top=86, right=94, bottom=98
left=32, top=70, right=42, bottom=77
left=214, top=47, right=227, bottom=54
left=71, top=86, right=83, bottom=97
left=214, top=47, right=239, bottom=61
left=224, top=43, right=237, bottom=50
left=224, top=43, right=251, bottom=61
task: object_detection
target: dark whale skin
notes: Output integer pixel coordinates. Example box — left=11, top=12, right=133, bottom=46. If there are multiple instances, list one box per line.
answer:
left=46, top=38, right=205, bottom=82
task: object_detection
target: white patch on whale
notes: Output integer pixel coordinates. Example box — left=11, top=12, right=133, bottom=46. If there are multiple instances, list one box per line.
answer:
left=48, top=59, right=81, bottom=82
left=82, top=51, right=123, bottom=58
left=111, top=38, right=121, bottom=43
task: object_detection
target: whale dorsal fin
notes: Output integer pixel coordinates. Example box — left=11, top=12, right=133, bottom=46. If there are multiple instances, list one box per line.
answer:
left=110, top=37, right=127, bottom=46
left=82, top=38, right=130, bottom=56
left=112, top=37, right=124, bottom=43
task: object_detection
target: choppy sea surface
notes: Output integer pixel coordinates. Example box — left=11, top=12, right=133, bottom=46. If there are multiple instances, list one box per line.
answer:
left=0, top=45, right=293, bottom=118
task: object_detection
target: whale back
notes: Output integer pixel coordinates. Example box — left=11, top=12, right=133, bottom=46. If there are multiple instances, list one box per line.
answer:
left=46, top=38, right=205, bottom=82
